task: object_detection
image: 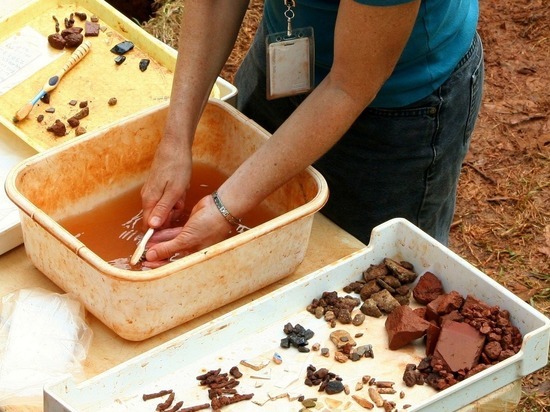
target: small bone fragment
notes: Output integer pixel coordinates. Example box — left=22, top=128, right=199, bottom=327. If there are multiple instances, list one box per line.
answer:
left=352, top=394, right=374, bottom=409
left=268, top=392, right=288, bottom=400
left=250, top=368, right=271, bottom=380
left=368, top=387, right=384, bottom=407
left=325, top=397, right=343, bottom=409
left=240, top=357, right=270, bottom=371
left=377, top=388, right=396, bottom=394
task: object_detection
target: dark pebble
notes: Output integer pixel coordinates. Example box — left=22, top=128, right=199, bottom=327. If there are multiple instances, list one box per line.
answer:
left=111, top=40, right=134, bottom=55
left=139, top=59, right=150, bottom=72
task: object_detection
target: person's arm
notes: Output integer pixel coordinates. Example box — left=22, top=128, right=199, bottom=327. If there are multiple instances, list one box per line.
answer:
left=141, top=0, right=250, bottom=229
left=144, top=0, right=421, bottom=264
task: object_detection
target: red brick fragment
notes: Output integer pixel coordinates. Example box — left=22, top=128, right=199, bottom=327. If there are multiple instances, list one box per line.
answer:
left=413, top=272, right=444, bottom=304
left=413, top=307, right=426, bottom=319
left=425, top=322, right=441, bottom=356
left=432, top=320, right=485, bottom=372
left=85, top=21, right=100, bottom=36
left=461, top=294, right=491, bottom=314
left=385, top=305, right=431, bottom=350
left=425, top=291, right=464, bottom=322
left=440, top=310, right=464, bottom=326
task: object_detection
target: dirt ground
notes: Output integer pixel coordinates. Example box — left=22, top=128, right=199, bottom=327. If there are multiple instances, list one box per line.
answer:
left=136, top=0, right=549, bottom=410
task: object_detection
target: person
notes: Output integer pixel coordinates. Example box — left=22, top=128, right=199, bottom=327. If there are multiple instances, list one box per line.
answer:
left=139, top=0, right=484, bottom=267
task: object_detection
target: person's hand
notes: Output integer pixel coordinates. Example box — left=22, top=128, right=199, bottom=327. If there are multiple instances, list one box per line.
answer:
left=141, top=135, right=193, bottom=230
left=142, top=194, right=233, bottom=268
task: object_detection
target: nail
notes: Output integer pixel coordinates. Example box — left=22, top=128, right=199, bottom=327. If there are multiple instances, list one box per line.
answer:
left=146, top=250, right=158, bottom=261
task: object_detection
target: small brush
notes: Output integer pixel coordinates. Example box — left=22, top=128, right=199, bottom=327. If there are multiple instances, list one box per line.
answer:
left=130, top=228, right=155, bottom=266
left=13, top=40, right=92, bottom=123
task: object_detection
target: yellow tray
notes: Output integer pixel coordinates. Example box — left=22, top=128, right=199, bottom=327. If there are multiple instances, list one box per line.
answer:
left=0, top=0, right=236, bottom=152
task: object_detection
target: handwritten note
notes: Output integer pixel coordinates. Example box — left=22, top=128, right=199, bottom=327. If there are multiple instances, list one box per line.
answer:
left=0, top=26, right=62, bottom=95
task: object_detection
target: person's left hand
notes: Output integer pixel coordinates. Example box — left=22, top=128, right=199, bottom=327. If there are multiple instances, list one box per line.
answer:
left=142, top=194, right=233, bottom=268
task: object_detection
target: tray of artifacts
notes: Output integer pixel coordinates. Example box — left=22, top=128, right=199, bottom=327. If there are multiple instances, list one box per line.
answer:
left=0, top=0, right=237, bottom=152
left=43, top=218, right=550, bottom=412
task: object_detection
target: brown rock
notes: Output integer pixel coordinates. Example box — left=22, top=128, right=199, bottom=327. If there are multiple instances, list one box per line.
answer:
left=330, top=330, right=356, bottom=349
left=85, top=21, right=100, bottom=36
left=363, top=263, right=389, bottom=282
left=61, top=27, right=83, bottom=36
left=75, top=126, right=87, bottom=136
left=72, top=106, right=90, bottom=120
left=337, top=309, right=352, bottom=324
left=383, top=257, right=417, bottom=284
left=376, top=277, right=396, bottom=293
left=47, top=33, right=66, bottom=50
left=360, top=299, right=383, bottom=318
left=385, top=305, right=432, bottom=350
left=382, top=275, right=402, bottom=289
left=394, top=289, right=411, bottom=306
left=352, top=313, right=366, bottom=326
left=371, top=289, right=400, bottom=314
left=46, top=119, right=66, bottom=137
left=395, top=285, right=411, bottom=296
left=413, top=271, right=444, bottom=304
left=359, top=280, right=382, bottom=300
left=67, top=117, right=80, bottom=127
left=484, top=341, right=502, bottom=360
left=432, top=320, right=485, bottom=372
left=63, top=32, right=83, bottom=48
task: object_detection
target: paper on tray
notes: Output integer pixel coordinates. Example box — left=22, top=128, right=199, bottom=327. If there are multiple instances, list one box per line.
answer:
left=0, top=26, right=62, bottom=95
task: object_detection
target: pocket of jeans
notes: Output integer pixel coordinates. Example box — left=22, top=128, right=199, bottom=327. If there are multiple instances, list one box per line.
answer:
left=463, top=50, right=484, bottom=145
left=356, top=103, right=438, bottom=152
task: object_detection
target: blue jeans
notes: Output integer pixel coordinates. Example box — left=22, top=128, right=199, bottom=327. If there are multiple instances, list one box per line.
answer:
left=235, top=23, right=484, bottom=245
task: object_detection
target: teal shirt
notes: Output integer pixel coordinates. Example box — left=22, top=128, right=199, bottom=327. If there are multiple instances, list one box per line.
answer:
left=263, top=0, right=479, bottom=107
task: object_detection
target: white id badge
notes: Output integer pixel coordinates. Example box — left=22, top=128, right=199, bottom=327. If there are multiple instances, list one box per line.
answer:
left=266, top=27, right=314, bottom=100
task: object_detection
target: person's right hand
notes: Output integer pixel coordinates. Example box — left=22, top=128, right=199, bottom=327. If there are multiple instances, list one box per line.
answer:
left=142, top=194, right=234, bottom=268
left=141, top=134, right=193, bottom=230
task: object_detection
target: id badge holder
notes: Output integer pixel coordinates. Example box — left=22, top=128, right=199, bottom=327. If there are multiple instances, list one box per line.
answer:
left=266, top=27, right=315, bottom=100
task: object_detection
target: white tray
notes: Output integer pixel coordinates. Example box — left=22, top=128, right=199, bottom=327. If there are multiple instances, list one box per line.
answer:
left=43, top=218, right=550, bottom=412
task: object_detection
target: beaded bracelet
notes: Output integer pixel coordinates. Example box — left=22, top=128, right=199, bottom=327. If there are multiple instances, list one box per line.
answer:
left=211, top=191, right=242, bottom=227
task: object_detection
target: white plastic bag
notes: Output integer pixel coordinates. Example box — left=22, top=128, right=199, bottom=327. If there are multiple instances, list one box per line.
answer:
left=0, top=288, right=93, bottom=407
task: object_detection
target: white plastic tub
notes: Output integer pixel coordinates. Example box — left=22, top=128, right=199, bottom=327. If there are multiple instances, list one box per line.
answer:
left=43, top=218, right=550, bottom=411
left=6, top=100, right=328, bottom=341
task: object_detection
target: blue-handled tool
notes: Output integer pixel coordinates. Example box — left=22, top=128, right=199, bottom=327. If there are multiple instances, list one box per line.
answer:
left=13, top=40, right=92, bottom=123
